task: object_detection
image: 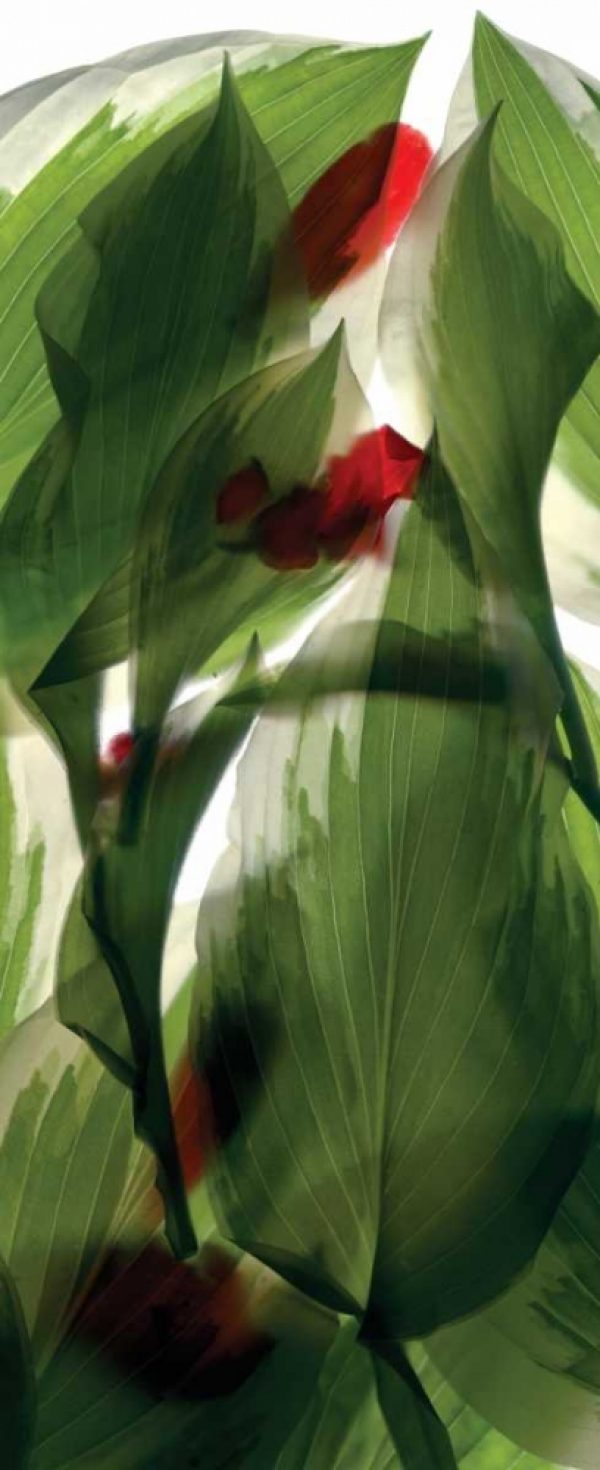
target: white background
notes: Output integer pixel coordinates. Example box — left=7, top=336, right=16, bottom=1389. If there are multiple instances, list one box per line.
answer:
left=3, top=0, right=600, bottom=149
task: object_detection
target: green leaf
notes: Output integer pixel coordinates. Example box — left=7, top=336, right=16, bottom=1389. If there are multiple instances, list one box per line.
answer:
left=278, top=1320, right=455, bottom=1469
left=423, top=677, right=600, bottom=1470
left=472, top=18, right=600, bottom=515
left=409, top=1344, right=557, bottom=1469
left=427, top=1108, right=600, bottom=1470
left=0, top=1000, right=133, bottom=1371
left=428, top=115, right=600, bottom=798
left=31, top=1240, right=329, bottom=1470
left=0, top=35, right=424, bottom=507
left=0, top=737, right=45, bottom=1035
left=191, top=446, right=598, bottom=1339
left=0, top=1252, right=35, bottom=1467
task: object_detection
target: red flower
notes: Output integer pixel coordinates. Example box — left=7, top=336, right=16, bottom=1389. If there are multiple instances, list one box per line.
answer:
left=216, top=428, right=425, bottom=573
left=216, top=462, right=269, bottom=524
left=292, top=122, right=432, bottom=299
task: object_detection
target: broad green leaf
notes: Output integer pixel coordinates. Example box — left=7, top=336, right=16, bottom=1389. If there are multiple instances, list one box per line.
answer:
left=427, top=1111, right=600, bottom=1470
left=424, top=673, right=600, bottom=1470
left=381, top=32, right=600, bottom=626
left=31, top=1241, right=329, bottom=1470
left=409, top=1344, right=557, bottom=1469
left=0, top=982, right=331, bottom=1469
left=191, top=446, right=598, bottom=1339
left=471, top=17, right=600, bottom=614
left=0, top=1252, right=35, bottom=1468
left=428, top=116, right=600, bottom=799
left=131, top=327, right=359, bottom=733
left=0, top=35, right=425, bottom=504
left=277, top=1320, right=455, bottom=1469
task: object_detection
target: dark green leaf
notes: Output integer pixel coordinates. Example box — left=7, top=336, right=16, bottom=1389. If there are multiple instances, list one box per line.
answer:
left=278, top=1320, right=455, bottom=1469
left=0, top=1252, right=35, bottom=1468
left=472, top=17, right=600, bottom=517
left=429, top=114, right=600, bottom=797
left=192, top=448, right=598, bottom=1338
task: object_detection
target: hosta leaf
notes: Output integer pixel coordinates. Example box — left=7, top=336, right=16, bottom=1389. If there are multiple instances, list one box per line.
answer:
left=0, top=1000, right=133, bottom=1371
left=472, top=19, right=600, bottom=496
left=425, top=673, right=600, bottom=1470
left=0, top=33, right=424, bottom=505
left=0, top=1252, right=35, bottom=1467
left=277, top=1320, right=455, bottom=1469
left=0, top=980, right=331, bottom=1469
left=380, top=29, right=600, bottom=627
left=409, top=1344, right=557, bottom=1469
left=427, top=117, right=600, bottom=798
left=32, top=1238, right=330, bottom=1470
left=427, top=1113, right=600, bottom=1470
left=191, top=443, right=598, bottom=1339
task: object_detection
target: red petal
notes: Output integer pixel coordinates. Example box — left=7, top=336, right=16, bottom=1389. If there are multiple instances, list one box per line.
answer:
left=292, top=123, right=432, bottom=299
left=105, top=730, right=135, bottom=767
left=70, top=1240, right=270, bottom=1402
left=321, top=425, right=423, bottom=528
left=256, top=486, right=323, bottom=570
left=216, top=463, right=269, bottom=524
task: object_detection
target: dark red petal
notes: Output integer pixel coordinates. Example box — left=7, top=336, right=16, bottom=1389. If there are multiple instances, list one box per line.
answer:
left=292, top=122, right=432, bottom=299
left=292, top=124, right=397, bottom=298
left=105, top=730, right=135, bottom=767
left=216, top=463, right=269, bottom=524
left=70, top=1240, right=271, bottom=1402
left=318, top=505, right=376, bottom=560
left=256, top=486, right=323, bottom=570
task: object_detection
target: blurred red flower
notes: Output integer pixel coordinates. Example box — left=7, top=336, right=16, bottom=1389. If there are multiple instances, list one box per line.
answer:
left=293, top=121, right=432, bottom=298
